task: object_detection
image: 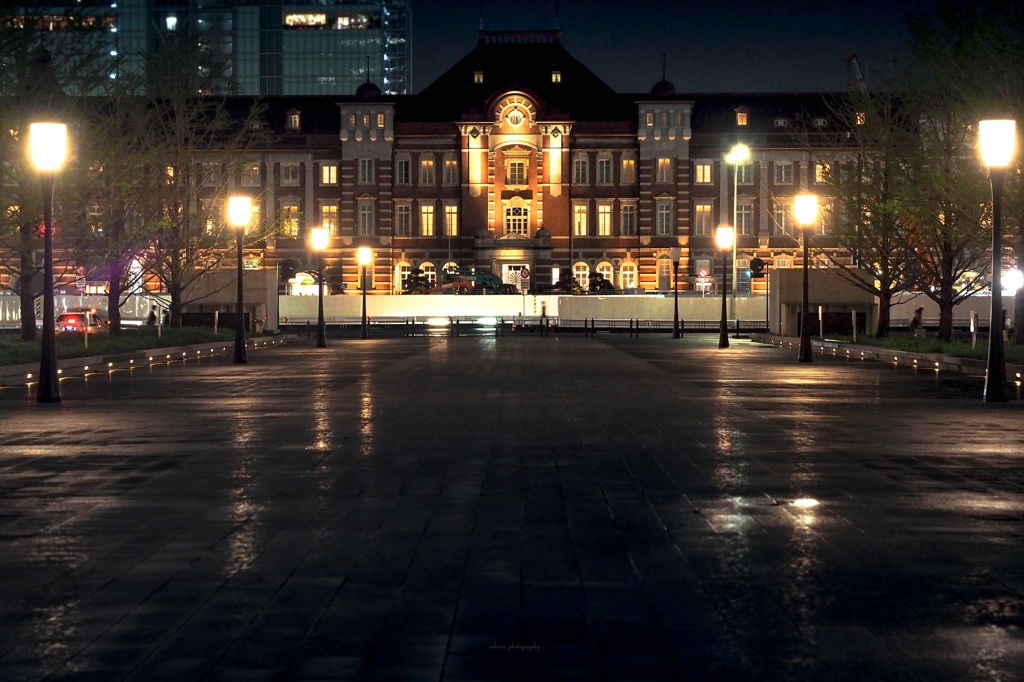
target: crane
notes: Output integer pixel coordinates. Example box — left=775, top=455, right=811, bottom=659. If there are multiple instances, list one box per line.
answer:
left=845, top=54, right=867, bottom=93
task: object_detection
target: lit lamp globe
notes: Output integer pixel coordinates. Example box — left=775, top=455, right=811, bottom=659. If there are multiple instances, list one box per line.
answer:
left=725, top=143, right=750, bottom=165
left=29, top=123, right=68, bottom=171
left=227, top=195, right=252, bottom=229
left=715, top=225, right=734, bottom=251
left=979, top=119, right=1016, bottom=168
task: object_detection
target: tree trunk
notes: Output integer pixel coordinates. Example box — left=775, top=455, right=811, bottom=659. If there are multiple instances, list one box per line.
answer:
left=875, top=294, right=892, bottom=337
left=169, top=279, right=183, bottom=328
left=107, top=260, right=125, bottom=336
left=937, top=302, right=954, bottom=341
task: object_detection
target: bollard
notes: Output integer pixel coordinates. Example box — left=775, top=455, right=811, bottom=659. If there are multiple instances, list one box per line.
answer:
left=851, top=310, right=858, bottom=343
left=306, top=321, right=311, bottom=339
left=679, top=317, right=684, bottom=338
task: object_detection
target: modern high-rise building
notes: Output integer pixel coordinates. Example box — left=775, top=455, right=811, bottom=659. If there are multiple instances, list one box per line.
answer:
left=1, top=0, right=410, bottom=96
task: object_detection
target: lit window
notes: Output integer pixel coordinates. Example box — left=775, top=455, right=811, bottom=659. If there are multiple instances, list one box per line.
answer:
left=694, top=163, right=713, bottom=184
left=474, top=70, right=483, bottom=84
left=165, top=15, right=177, bottom=31
left=573, top=203, right=588, bottom=236
left=377, top=113, right=385, bottom=128
left=621, top=158, right=636, bottom=184
left=164, top=165, right=175, bottom=184
left=241, top=163, right=260, bottom=187
left=596, top=158, right=612, bottom=185
left=321, top=163, right=338, bottom=185
left=645, top=112, right=654, bottom=127
left=419, top=157, right=435, bottom=185
left=621, top=203, right=637, bottom=236
left=280, top=204, right=300, bottom=237
left=444, top=205, right=459, bottom=236
left=286, top=112, right=300, bottom=130
left=321, top=204, right=338, bottom=235
left=284, top=13, right=327, bottom=28
left=656, top=158, right=672, bottom=184
left=443, top=157, right=459, bottom=185
left=619, top=262, right=637, bottom=289
left=573, top=262, right=590, bottom=290
left=815, top=162, right=831, bottom=183
left=419, top=204, right=435, bottom=237
left=551, top=70, right=561, bottom=83
left=736, top=111, right=749, bottom=126
left=597, top=204, right=611, bottom=236
left=693, top=202, right=713, bottom=236
left=856, top=112, right=867, bottom=125
left=505, top=203, right=529, bottom=236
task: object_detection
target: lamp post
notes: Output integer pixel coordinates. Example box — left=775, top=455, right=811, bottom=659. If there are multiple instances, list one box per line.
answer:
left=726, top=144, right=750, bottom=315
left=716, top=225, right=734, bottom=349
left=669, top=246, right=681, bottom=338
left=310, top=226, right=329, bottom=348
left=29, top=122, right=67, bottom=404
left=979, top=119, right=1016, bottom=402
left=227, top=195, right=251, bottom=364
left=358, top=246, right=372, bottom=339
left=794, top=194, right=818, bottom=363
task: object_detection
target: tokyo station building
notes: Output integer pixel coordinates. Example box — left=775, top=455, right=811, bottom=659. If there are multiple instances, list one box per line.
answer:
left=254, top=29, right=846, bottom=296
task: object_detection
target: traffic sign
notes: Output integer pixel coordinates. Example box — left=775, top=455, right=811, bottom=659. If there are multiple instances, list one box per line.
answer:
left=697, top=267, right=709, bottom=278
left=520, top=267, right=530, bottom=279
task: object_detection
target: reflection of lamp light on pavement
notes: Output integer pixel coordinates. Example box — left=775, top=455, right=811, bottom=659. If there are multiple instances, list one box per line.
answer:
left=979, top=118, right=1016, bottom=402
left=29, top=121, right=68, bottom=403
left=669, top=246, right=681, bottom=338
left=793, top=194, right=818, bottom=363
left=358, top=246, right=372, bottom=340
left=310, top=226, right=329, bottom=348
left=715, top=225, right=734, bottom=349
left=227, top=195, right=252, bottom=364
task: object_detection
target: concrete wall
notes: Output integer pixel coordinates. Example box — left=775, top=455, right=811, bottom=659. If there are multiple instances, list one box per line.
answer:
left=768, top=269, right=877, bottom=336
left=183, top=271, right=279, bottom=332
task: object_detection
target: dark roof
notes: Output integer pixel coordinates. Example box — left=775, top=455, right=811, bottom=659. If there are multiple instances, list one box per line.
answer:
left=410, top=30, right=636, bottom=122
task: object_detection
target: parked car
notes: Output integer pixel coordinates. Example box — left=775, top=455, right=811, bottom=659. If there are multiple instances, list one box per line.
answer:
left=55, top=310, right=108, bottom=333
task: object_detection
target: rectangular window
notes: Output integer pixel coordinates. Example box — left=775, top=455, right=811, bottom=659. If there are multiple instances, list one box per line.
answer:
left=287, top=112, right=300, bottom=129
left=419, top=157, right=435, bottom=185
left=736, top=163, right=753, bottom=185
left=280, top=163, right=300, bottom=187
left=596, top=158, right=612, bottom=185
left=773, top=161, right=793, bottom=185
left=656, top=201, right=673, bottom=235
left=737, top=204, right=753, bottom=235
left=443, top=158, right=458, bottom=185
left=395, top=204, right=411, bottom=236
left=358, top=158, right=374, bottom=184
left=645, top=112, right=654, bottom=127
left=358, top=202, right=374, bottom=235
left=694, top=201, right=713, bottom=236
left=444, top=205, right=458, bottom=236
left=505, top=204, right=528, bottom=236
left=573, top=203, right=587, bottom=236
left=507, top=160, right=526, bottom=186
left=377, top=113, right=385, bottom=128
left=657, top=158, right=672, bottom=184
left=815, top=162, right=831, bottom=183
left=395, top=158, right=410, bottom=185
left=621, top=158, right=636, bottom=185
left=573, top=157, right=588, bottom=184
left=321, top=163, right=338, bottom=185
left=321, top=204, right=338, bottom=235
left=694, top=163, right=713, bottom=184
left=620, top=204, right=637, bottom=236
left=241, top=163, right=260, bottom=187
left=419, top=204, right=435, bottom=237
left=165, top=165, right=176, bottom=184
left=281, top=204, right=300, bottom=237
left=773, top=206, right=790, bottom=235
left=597, top=204, right=611, bottom=236
left=736, top=111, right=748, bottom=126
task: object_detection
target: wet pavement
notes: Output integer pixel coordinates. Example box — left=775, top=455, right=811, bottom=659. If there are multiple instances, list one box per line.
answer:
left=0, top=334, right=1022, bottom=681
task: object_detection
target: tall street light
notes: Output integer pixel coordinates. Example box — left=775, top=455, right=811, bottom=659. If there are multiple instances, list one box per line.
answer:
left=227, top=195, right=251, bottom=364
left=794, top=194, right=819, bottom=363
left=29, top=121, right=67, bottom=404
left=716, top=225, right=734, bottom=349
left=358, top=246, right=372, bottom=339
left=310, top=226, right=329, bottom=348
left=669, top=246, right=681, bottom=338
left=726, top=144, right=750, bottom=315
left=979, top=119, right=1016, bottom=402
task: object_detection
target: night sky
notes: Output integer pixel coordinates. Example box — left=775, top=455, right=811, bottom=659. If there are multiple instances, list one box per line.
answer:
left=409, top=0, right=935, bottom=94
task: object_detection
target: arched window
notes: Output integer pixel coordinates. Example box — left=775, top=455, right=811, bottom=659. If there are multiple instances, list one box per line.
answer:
left=573, top=262, right=590, bottom=290
left=595, top=261, right=613, bottom=291
left=619, top=262, right=637, bottom=290
left=421, top=262, right=436, bottom=285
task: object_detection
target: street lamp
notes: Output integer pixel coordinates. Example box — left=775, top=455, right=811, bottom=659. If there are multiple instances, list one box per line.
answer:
left=227, top=195, right=251, bottom=364
left=358, top=246, right=372, bottom=339
left=309, top=226, right=329, bottom=348
left=979, top=119, right=1016, bottom=402
left=29, top=121, right=67, bottom=403
left=725, top=144, right=750, bottom=313
left=794, top=193, right=818, bottom=363
left=716, top=225, right=734, bottom=349
left=669, top=246, right=681, bottom=338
